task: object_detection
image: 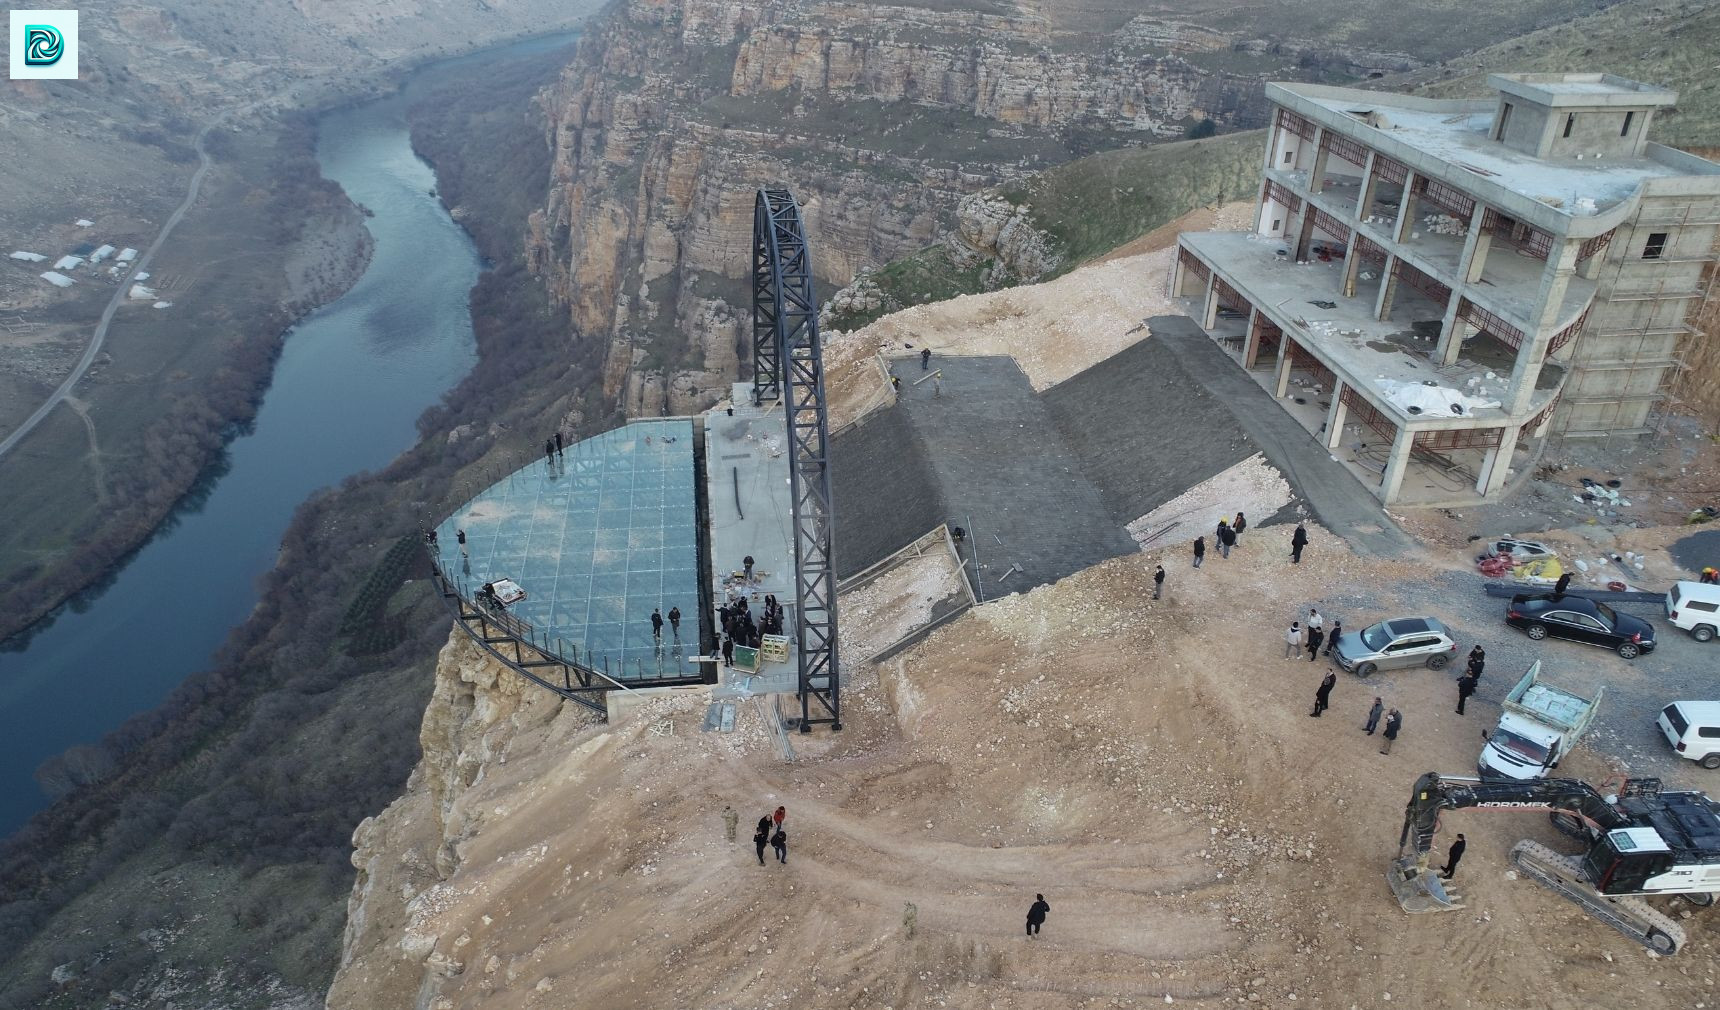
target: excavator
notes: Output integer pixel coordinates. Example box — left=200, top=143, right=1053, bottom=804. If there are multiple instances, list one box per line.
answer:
left=1390, top=772, right=1720, bottom=955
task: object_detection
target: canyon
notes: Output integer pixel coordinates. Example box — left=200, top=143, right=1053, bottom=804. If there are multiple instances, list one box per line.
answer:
left=523, top=0, right=1429, bottom=417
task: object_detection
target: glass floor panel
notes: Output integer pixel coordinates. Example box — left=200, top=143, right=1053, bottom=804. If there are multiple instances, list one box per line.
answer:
left=433, top=419, right=702, bottom=682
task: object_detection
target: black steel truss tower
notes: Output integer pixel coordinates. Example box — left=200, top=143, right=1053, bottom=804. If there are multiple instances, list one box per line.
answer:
left=750, top=188, right=841, bottom=731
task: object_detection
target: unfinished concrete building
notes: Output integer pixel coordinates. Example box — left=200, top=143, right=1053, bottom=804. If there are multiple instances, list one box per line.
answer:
left=1173, top=73, right=1720, bottom=505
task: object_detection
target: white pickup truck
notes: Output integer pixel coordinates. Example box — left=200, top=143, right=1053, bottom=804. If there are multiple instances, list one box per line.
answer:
left=1478, top=660, right=1603, bottom=780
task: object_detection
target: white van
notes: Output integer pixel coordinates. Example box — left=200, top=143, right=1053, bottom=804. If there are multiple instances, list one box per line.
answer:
left=1665, top=581, right=1720, bottom=642
left=1658, top=702, right=1720, bottom=769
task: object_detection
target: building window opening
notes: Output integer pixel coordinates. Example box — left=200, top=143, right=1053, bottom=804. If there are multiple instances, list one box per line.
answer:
left=1642, top=232, right=1668, bottom=259
left=1621, top=111, right=1635, bottom=137
left=1563, top=113, right=1575, bottom=138
left=1272, top=219, right=1282, bottom=230
left=1283, top=149, right=1294, bottom=164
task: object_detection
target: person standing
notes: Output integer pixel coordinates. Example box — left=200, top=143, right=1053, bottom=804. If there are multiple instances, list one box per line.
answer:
left=1363, top=696, right=1384, bottom=735
left=1291, top=523, right=1309, bottom=564
left=754, top=823, right=770, bottom=865
left=1306, top=624, right=1325, bottom=661
left=722, top=634, right=735, bottom=668
left=1285, top=622, right=1302, bottom=660
left=1380, top=709, right=1403, bottom=754
left=555, top=430, right=564, bottom=458
left=1026, top=894, right=1050, bottom=937
left=1441, top=834, right=1467, bottom=880
left=773, top=806, right=786, bottom=832
left=771, top=826, right=788, bottom=864
left=1233, top=511, right=1247, bottom=539
left=544, top=438, right=555, bottom=464
left=1324, top=618, right=1343, bottom=655
left=744, top=555, right=755, bottom=582
left=457, top=528, right=468, bottom=558
left=1467, top=645, right=1486, bottom=681
left=1553, top=571, right=1572, bottom=597
left=651, top=608, right=663, bottom=640
left=722, top=805, right=739, bottom=843
left=668, top=606, right=682, bottom=639
left=1192, top=536, right=1205, bottom=568
left=1456, top=673, right=1478, bottom=715
left=1310, top=671, right=1336, bottom=716
left=921, top=347, right=932, bottom=371
left=1219, top=522, right=1236, bottom=559
left=1153, top=565, right=1165, bottom=600
left=758, top=814, right=772, bottom=838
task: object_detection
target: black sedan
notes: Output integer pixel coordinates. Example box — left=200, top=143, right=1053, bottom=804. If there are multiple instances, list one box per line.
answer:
left=1505, top=593, right=1657, bottom=659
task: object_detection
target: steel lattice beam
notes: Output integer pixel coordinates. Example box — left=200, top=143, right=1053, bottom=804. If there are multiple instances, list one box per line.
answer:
left=751, top=188, right=842, bottom=731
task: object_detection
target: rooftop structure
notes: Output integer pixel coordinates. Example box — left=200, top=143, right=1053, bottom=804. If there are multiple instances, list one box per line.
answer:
left=1175, top=73, right=1720, bottom=505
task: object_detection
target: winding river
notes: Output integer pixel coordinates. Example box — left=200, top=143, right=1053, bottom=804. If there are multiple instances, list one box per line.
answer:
left=0, top=32, right=578, bottom=835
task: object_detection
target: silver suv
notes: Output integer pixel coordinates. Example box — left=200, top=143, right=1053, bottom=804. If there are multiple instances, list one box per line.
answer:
left=1333, top=617, right=1458, bottom=677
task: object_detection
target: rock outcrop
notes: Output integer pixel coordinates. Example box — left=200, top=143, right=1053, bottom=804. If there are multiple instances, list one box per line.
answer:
left=526, top=0, right=1293, bottom=417
left=329, top=633, right=603, bottom=1009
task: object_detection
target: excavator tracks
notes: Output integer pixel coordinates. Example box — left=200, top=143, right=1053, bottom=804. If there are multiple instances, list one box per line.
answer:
left=1510, top=840, right=1687, bottom=956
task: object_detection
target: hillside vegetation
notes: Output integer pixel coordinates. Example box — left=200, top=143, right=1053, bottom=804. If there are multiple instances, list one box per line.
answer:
left=827, top=132, right=1264, bottom=331
left=1401, top=0, right=1720, bottom=149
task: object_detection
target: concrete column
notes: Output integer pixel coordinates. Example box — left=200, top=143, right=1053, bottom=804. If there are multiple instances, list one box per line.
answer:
left=1202, top=273, right=1219, bottom=329
left=1308, top=127, right=1331, bottom=193
left=1243, top=309, right=1261, bottom=367
left=1503, top=243, right=1582, bottom=415
left=1294, top=212, right=1318, bottom=262
left=1460, top=211, right=1494, bottom=285
left=1375, top=255, right=1400, bottom=321
left=1341, top=231, right=1363, bottom=298
left=1435, top=309, right=1469, bottom=366
left=1577, top=245, right=1605, bottom=280
left=1171, top=252, right=1185, bottom=298
left=1355, top=151, right=1378, bottom=219
left=1392, top=171, right=1419, bottom=244
left=1254, top=177, right=1273, bottom=235
left=1274, top=337, right=1294, bottom=397
left=1324, top=383, right=1348, bottom=449
left=1380, top=424, right=1416, bottom=503
left=1474, top=427, right=1519, bottom=496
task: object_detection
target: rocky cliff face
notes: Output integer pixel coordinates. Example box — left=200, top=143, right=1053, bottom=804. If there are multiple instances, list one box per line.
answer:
left=525, top=0, right=1299, bottom=417
left=328, top=632, right=604, bottom=1008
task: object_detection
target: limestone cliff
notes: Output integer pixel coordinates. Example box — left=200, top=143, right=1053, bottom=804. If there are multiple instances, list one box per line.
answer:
left=329, top=632, right=606, bottom=1008
left=524, top=0, right=1333, bottom=417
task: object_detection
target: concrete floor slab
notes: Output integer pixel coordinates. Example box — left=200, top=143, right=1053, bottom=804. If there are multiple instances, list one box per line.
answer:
left=705, top=384, right=801, bottom=697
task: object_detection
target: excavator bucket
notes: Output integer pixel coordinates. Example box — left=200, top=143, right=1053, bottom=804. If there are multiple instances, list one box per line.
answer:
left=1387, top=856, right=1465, bottom=912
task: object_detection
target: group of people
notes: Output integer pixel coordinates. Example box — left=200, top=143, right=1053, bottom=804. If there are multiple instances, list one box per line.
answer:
left=719, top=593, right=785, bottom=666
left=1284, top=608, right=1341, bottom=662
left=723, top=805, right=787, bottom=865
left=1307, top=633, right=1487, bottom=759
left=1191, top=517, right=1312, bottom=568
left=650, top=606, right=683, bottom=642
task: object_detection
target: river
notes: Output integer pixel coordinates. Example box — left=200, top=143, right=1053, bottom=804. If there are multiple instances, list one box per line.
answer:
left=0, top=32, right=579, bottom=835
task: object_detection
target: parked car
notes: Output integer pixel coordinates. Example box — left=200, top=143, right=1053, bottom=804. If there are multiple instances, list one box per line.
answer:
left=1479, top=537, right=1557, bottom=564
left=1665, top=580, right=1720, bottom=643
left=1657, top=701, right=1720, bottom=769
left=1505, top=593, right=1656, bottom=659
left=1332, top=616, right=1457, bottom=677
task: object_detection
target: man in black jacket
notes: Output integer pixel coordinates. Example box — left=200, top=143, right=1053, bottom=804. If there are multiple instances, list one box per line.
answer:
left=1456, top=674, right=1478, bottom=715
left=1153, top=565, right=1165, bottom=600
left=1291, top=523, right=1309, bottom=564
left=1026, top=894, right=1050, bottom=937
left=1441, top=834, right=1467, bottom=879
left=1310, top=671, right=1336, bottom=716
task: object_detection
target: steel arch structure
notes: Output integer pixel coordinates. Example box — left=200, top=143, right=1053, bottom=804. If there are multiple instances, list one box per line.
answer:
left=751, top=188, right=841, bottom=731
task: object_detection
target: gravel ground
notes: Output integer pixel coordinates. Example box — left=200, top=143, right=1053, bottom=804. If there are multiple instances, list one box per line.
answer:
left=1317, top=567, right=1717, bottom=784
